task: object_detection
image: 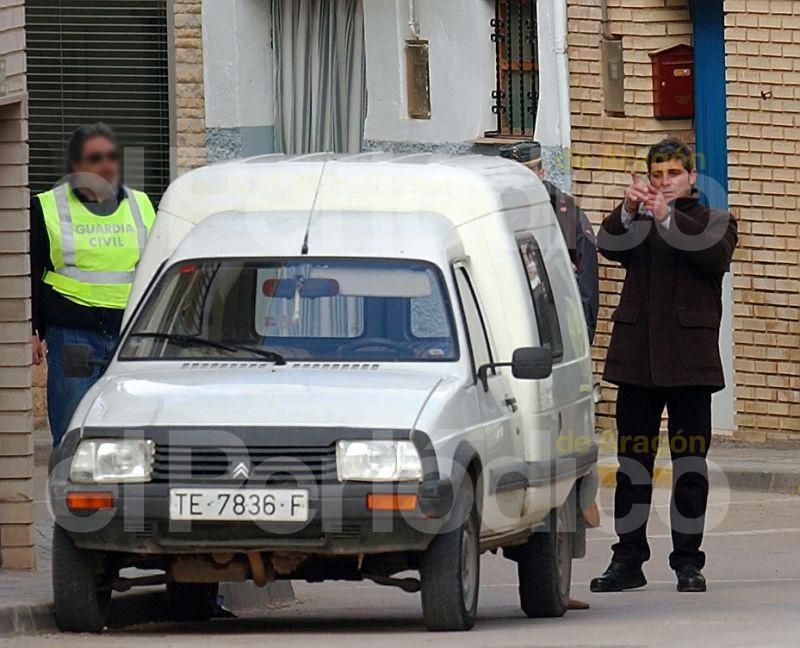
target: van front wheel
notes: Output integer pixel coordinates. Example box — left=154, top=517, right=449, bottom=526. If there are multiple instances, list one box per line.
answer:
left=517, top=505, right=573, bottom=618
left=419, top=483, right=480, bottom=631
left=52, top=525, right=111, bottom=633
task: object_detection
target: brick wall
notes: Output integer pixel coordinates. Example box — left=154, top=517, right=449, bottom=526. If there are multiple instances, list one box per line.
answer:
left=0, top=0, right=34, bottom=569
left=567, top=0, right=800, bottom=441
left=174, top=0, right=207, bottom=174
left=567, top=0, right=695, bottom=431
left=724, top=0, right=800, bottom=441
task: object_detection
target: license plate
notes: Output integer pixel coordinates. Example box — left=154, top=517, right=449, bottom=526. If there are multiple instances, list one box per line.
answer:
left=169, top=489, right=309, bottom=522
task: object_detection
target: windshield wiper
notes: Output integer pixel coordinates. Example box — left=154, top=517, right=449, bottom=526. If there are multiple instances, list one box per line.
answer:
left=129, top=332, right=286, bottom=365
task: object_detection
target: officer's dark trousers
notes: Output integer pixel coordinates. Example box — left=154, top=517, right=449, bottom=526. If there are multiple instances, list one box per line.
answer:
left=612, top=383, right=713, bottom=571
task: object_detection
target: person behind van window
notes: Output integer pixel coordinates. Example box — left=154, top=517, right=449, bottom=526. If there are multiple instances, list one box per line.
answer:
left=592, top=137, right=738, bottom=594
left=499, top=141, right=600, bottom=343
left=499, top=141, right=601, bottom=529
left=30, top=123, right=157, bottom=447
left=500, top=142, right=600, bottom=611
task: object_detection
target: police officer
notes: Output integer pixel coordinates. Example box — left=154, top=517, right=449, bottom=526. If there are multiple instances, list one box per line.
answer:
left=500, top=142, right=601, bottom=610
left=30, top=123, right=156, bottom=446
left=499, top=141, right=599, bottom=342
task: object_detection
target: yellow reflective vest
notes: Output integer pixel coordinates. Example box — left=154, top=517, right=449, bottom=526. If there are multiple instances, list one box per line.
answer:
left=37, top=183, right=156, bottom=310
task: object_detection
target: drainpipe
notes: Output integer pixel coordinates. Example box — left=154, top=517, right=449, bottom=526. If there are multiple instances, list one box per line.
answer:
left=404, top=0, right=430, bottom=119
left=408, top=0, right=420, bottom=39
left=600, top=0, right=615, bottom=40
left=552, top=0, right=571, bottom=157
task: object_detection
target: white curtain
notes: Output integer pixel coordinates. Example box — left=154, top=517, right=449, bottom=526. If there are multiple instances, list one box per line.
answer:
left=272, top=0, right=367, bottom=154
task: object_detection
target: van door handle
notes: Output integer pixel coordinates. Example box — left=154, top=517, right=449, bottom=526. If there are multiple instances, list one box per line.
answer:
left=504, top=397, right=518, bottom=413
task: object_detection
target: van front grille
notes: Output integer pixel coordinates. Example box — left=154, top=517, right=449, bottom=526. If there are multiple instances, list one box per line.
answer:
left=151, top=444, right=338, bottom=485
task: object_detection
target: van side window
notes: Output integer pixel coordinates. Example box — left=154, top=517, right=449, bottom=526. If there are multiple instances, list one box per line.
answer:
left=517, top=236, right=564, bottom=361
left=453, top=267, right=493, bottom=372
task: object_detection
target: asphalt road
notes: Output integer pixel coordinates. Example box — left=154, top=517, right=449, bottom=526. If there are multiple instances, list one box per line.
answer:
left=11, top=487, right=800, bottom=647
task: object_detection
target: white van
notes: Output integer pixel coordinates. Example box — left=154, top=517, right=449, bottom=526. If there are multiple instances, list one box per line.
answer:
left=49, top=154, right=597, bottom=633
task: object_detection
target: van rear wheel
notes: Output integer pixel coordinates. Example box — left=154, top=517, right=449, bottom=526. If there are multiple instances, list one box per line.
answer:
left=52, top=525, right=111, bottom=633
left=517, top=505, right=573, bottom=618
left=419, top=482, right=480, bottom=631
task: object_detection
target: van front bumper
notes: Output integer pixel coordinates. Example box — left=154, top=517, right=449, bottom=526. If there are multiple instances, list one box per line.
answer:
left=51, top=479, right=454, bottom=555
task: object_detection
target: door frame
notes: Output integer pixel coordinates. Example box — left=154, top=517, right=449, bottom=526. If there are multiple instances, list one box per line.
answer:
left=690, top=0, right=736, bottom=433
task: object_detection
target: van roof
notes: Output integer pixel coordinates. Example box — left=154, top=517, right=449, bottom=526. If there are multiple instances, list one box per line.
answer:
left=170, top=209, right=464, bottom=264
left=159, top=153, right=552, bottom=228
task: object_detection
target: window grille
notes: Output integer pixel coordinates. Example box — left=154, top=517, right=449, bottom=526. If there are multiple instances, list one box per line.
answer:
left=487, top=0, right=540, bottom=138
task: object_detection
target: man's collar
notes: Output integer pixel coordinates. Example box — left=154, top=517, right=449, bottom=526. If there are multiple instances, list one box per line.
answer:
left=674, top=187, right=701, bottom=209
left=69, top=182, right=125, bottom=205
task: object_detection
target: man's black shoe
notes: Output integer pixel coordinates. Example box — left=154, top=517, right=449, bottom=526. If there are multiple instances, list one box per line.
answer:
left=590, top=562, right=647, bottom=592
left=676, top=566, right=707, bottom=592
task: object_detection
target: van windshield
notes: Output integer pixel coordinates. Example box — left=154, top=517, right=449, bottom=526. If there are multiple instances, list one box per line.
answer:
left=119, top=258, right=459, bottom=363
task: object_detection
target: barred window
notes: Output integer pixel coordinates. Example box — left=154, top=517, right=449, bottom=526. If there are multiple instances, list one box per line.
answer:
left=487, top=0, right=540, bottom=138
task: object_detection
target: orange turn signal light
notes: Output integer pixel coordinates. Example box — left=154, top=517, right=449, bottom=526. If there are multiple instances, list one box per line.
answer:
left=367, top=493, right=418, bottom=512
left=66, top=492, right=115, bottom=511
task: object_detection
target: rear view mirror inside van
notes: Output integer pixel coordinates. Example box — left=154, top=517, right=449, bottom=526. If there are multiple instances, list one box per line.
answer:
left=262, top=278, right=340, bottom=299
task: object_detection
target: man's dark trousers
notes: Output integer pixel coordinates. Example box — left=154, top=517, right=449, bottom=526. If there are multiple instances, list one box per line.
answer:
left=612, top=383, right=713, bottom=570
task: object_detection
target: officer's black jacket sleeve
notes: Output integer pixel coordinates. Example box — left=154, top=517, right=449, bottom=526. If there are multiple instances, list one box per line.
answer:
left=575, top=208, right=599, bottom=343
left=30, top=197, right=51, bottom=335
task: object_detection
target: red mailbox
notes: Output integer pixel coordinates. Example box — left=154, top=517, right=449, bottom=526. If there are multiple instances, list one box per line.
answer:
left=650, top=44, right=695, bottom=120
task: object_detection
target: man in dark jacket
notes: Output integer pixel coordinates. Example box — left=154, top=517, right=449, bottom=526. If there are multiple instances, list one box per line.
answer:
left=591, top=138, right=738, bottom=594
left=499, top=142, right=600, bottom=342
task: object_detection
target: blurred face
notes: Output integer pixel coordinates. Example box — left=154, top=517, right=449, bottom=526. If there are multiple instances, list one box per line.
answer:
left=648, top=158, right=697, bottom=202
left=73, top=136, right=120, bottom=188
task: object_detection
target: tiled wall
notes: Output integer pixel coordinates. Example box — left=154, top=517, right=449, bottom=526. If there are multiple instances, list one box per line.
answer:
left=0, top=0, right=33, bottom=569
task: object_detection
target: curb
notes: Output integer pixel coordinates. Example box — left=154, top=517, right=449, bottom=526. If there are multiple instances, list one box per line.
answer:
left=0, top=583, right=296, bottom=638
left=715, top=469, right=800, bottom=495
left=597, top=464, right=674, bottom=489
left=0, top=602, right=55, bottom=637
left=598, top=463, right=800, bottom=495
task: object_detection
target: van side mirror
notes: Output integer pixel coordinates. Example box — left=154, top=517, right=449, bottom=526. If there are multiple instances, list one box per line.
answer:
left=63, top=344, right=103, bottom=378
left=511, top=347, right=553, bottom=381
left=477, top=346, right=553, bottom=391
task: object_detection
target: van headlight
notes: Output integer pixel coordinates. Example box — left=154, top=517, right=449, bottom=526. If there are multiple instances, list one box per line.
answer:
left=336, top=440, right=422, bottom=482
left=70, top=439, right=155, bottom=484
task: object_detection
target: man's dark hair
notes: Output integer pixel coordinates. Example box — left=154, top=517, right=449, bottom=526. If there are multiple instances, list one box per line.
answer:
left=67, top=122, right=119, bottom=170
left=647, top=137, right=694, bottom=174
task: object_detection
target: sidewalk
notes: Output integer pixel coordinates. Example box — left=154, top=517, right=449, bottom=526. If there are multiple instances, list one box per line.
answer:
left=597, top=431, right=800, bottom=495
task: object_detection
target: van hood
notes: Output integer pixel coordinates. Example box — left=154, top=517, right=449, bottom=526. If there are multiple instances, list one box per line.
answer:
left=77, top=366, right=454, bottom=431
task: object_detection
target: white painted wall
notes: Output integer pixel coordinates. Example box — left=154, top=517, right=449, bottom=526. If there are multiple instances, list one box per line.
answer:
left=535, top=0, right=571, bottom=150
left=362, top=0, right=570, bottom=149
left=362, top=0, right=497, bottom=145
left=202, top=0, right=274, bottom=129
left=199, top=0, right=570, bottom=153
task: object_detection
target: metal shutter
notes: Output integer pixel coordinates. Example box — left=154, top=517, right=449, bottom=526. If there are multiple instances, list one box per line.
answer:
left=26, top=0, right=171, bottom=205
